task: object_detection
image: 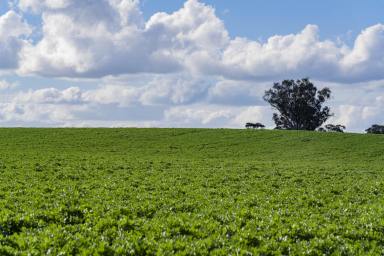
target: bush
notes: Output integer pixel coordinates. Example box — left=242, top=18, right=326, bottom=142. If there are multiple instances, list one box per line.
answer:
left=324, top=124, right=346, bottom=133
left=366, top=124, right=384, bottom=134
left=245, top=123, right=265, bottom=129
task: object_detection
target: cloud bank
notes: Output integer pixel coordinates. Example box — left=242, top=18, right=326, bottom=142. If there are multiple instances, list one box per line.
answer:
left=0, top=0, right=379, bottom=82
left=0, top=0, right=382, bottom=130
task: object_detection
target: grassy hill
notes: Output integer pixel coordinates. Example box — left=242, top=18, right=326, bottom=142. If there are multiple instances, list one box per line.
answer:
left=0, top=128, right=384, bottom=255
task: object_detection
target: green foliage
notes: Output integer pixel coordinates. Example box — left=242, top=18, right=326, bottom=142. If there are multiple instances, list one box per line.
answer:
left=0, top=128, right=384, bottom=255
left=366, top=124, right=384, bottom=134
left=264, top=78, right=332, bottom=130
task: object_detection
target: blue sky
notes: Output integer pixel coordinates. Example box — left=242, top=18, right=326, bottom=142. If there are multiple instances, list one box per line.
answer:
left=0, top=0, right=383, bottom=131
left=4, top=0, right=384, bottom=42
left=141, top=0, right=384, bottom=43
left=4, top=1, right=384, bottom=42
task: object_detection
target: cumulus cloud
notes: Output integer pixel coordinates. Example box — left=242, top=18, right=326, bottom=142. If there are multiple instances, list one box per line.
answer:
left=319, top=80, right=384, bottom=131
left=207, top=80, right=266, bottom=106
left=18, top=0, right=227, bottom=78
left=0, top=77, right=270, bottom=127
left=18, top=0, right=72, bottom=12
left=165, top=105, right=233, bottom=126
left=196, top=25, right=343, bottom=80
left=0, top=101, right=87, bottom=125
left=340, top=24, right=384, bottom=82
left=83, top=76, right=264, bottom=107
left=11, top=0, right=384, bottom=83
left=19, top=0, right=152, bottom=77
left=0, top=86, right=88, bottom=125
left=190, top=24, right=384, bottom=83
left=8, top=75, right=211, bottom=108
left=0, top=80, right=17, bottom=90
left=0, top=10, right=31, bottom=69
left=137, top=76, right=211, bottom=105
left=0, top=77, right=382, bottom=130
left=164, top=104, right=271, bottom=128
left=14, top=87, right=82, bottom=104
left=328, top=105, right=383, bottom=132
left=82, top=77, right=210, bottom=106
left=0, top=0, right=384, bottom=130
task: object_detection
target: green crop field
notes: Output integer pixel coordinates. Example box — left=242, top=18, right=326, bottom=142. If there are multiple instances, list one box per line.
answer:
left=1, top=128, right=384, bottom=255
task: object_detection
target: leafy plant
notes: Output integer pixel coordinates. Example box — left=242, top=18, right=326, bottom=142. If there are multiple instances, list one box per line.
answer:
left=0, top=128, right=383, bottom=254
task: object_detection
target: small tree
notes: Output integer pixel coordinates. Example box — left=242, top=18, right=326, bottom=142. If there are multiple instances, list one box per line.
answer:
left=366, top=124, right=384, bottom=134
left=263, top=78, right=332, bottom=130
left=245, top=122, right=265, bottom=129
left=324, top=124, right=346, bottom=133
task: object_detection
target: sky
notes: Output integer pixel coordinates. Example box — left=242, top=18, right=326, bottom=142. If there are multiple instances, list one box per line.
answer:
left=0, top=0, right=383, bottom=131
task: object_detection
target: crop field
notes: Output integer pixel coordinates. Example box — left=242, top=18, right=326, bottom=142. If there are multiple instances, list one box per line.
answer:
left=0, top=128, right=384, bottom=255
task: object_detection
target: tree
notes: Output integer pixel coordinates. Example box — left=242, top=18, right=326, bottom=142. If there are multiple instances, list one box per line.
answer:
left=324, top=124, right=346, bottom=133
left=366, top=124, right=384, bottom=134
left=263, top=78, right=332, bottom=130
left=245, top=122, right=265, bottom=129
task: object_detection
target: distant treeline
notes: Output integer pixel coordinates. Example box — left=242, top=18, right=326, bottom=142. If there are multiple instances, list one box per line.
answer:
left=246, top=78, right=383, bottom=134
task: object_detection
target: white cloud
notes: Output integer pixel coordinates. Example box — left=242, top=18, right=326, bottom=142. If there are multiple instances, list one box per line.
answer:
left=340, top=24, right=384, bottom=82
left=18, top=0, right=226, bottom=78
left=18, top=0, right=72, bottom=12
left=0, top=102, right=87, bottom=124
left=60, top=119, right=160, bottom=128
left=0, top=10, right=31, bottom=69
left=0, top=86, right=87, bottom=125
left=83, top=76, right=263, bottom=107
left=165, top=105, right=233, bottom=126
left=232, top=106, right=270, bottom=127
left=0, top=0, right=384, bottom=130
left=164, top=104, right=270, bottom=128
left=0, top=77, right=382, bottom=131
left=18, top=0, right=158, bottom=77
left=207, top=80, right=266, bottom=106
left=82, top=85, right=138, bottom=106
left=0, top=80, right=17, bottom=90
left=14, top=87, right=82, bottom=104
left=328, top=105, right=384, bottom=132
left=138, top=76, right=210, bottom=105
left=321, top=81, right=384, bottom=131
left=0, top=80, right=270, bottom=127
left=0, top=0, right=380, bottom=83
left=209, top=25, right=344, bottom=80
left=188, top=22, right=384, bottom=83
left=146, top=0, right=228, bottom=51
left=8, top=75, right=212, bottom=108
left=18, top=0, right=143, bottom=26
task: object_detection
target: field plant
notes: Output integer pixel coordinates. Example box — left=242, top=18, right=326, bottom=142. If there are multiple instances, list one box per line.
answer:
left=0, top=128, right=384, bottom=255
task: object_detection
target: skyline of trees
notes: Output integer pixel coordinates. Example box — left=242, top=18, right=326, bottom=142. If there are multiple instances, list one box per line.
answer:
left=246, top=78, right=381, bottom=134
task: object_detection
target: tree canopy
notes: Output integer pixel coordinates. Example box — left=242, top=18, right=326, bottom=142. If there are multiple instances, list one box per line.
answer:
left=263, top=78, right=332, bottom=130
left=366, top=124, right=384, bottom=134
left=324, top=124, right=346, bottom=133
left=245, top=122, right=265, bottom=129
